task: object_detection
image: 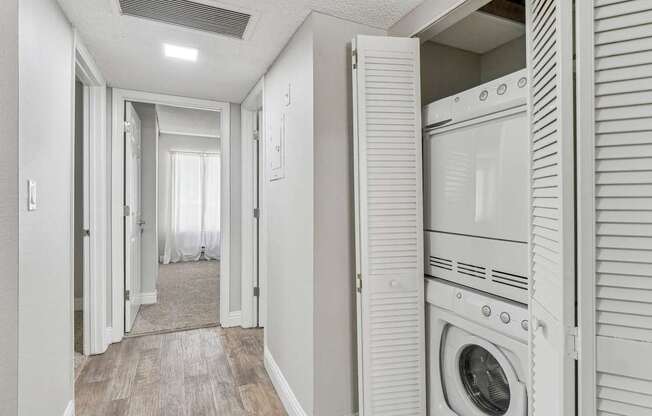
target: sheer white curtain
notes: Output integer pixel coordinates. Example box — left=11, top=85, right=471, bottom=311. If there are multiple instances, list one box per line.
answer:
left=162, top=152, right=220, bottom=264
left=202, top=155, right=221, bottom=260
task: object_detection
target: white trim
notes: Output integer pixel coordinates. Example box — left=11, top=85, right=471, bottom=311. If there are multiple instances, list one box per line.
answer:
left=240, top=77, right=264, bottom=328
left=62, top=400, right=75, bottom=416
left=221, top=310, right=242, bottom=328
left=74, top=32, right=109, bottom=355
left=111, top=89, right=231, bottom=343
left=135, top=291, right=157, bottom=305
left=389, top=0, right=490, bottom=38
left=576, top=2, right=597, bottom=415
left=158, top=129, right=219, bottom=139
left=104, top=327, right=113, bottom=347
left=264, top=347, right=308, bottom=416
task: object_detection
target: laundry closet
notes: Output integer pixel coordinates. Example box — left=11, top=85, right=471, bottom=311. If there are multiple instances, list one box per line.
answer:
left=352, top=0, right=652, bottom=415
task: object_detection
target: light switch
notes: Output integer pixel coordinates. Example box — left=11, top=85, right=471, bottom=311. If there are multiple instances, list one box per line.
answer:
left=28, top=180, right=37, bottom=211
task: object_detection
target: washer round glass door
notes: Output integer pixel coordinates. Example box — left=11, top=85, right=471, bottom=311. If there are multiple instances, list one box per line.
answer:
left=442, top=327, right=527, bottom=416
left=458, top=345, right=510, bottom=415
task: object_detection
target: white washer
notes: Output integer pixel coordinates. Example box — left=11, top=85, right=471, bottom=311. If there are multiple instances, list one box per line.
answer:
left=426, top=277, right=529, bottom=416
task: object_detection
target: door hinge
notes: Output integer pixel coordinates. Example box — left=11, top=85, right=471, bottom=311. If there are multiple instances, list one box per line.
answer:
left=568, top=326, right=580, bottom=360
left=352, top=50, right=358, bottom=69
left=123, top=121, right=131, bottom=134
left=124, top=290, right=131, bottom=301
left=123, top=205, right=131, bottom=217
left=253, top=208, right=260, bottom=219
left=82, top=229, right=90, bottom=237
left=253, top=287, right=260, bottom=297
left=356, top=273, right=362, bottom=292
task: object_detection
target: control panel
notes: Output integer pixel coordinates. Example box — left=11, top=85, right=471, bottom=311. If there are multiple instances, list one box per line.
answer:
left=425, top=277, right=528, bottom=341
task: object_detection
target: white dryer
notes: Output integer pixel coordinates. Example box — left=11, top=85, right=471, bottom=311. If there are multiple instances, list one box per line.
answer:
left=426, top=277, right=529, bottom=416
left=423, top=69, right=530, bottom=304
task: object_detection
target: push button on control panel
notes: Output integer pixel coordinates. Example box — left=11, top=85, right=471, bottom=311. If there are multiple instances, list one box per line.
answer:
left=500, top=312, right=511, bottom=324
left=481, top=305, right=492, bottom=317
left=521, top=320, right=529, bottom=331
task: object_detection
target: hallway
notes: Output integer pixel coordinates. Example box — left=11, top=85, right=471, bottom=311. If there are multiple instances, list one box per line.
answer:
left=74, top=327, right=285, bottom=416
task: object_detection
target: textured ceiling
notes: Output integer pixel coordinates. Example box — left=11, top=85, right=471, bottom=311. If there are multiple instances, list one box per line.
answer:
left=58, top=0, right=422, bottom=103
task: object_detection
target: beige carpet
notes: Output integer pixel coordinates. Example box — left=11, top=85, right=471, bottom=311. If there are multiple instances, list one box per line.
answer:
left=129, top=260, right=220, bottom=336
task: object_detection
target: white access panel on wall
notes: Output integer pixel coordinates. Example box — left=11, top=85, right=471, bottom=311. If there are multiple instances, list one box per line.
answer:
left=352, top=35, right=426, bottom=416
left=525, top=0, right=576, bottom=415
left=577, top=1, right=652, bottom=415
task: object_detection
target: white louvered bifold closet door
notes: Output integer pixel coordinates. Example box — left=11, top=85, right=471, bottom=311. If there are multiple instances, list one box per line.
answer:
left=526, top=1, right=576, bottom=415
left=577, top=1, right=652, bottom=415
left=352, top=35, right=426, bottom=416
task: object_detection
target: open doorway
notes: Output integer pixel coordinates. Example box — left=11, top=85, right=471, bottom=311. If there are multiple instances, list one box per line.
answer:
left=72, top=37, right=110, bottom=377
left=110, top=89, right=231, bottom=342
left=124, top=102, right=222, bottom=336
left=73, top=78, right=87, bottom=378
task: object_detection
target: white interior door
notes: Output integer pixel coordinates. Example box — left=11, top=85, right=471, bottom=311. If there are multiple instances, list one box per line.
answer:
left=577, top=1, right=652, bottom=415
left=124, top=102, right=142, bottom=333
left=352, top=35, right=426, bottom=416
left=81, top=87, right=91, bottom=355
left=526, top=0, right=576, bottom=414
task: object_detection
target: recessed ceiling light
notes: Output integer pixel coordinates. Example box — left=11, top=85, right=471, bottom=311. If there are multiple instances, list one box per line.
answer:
left=164, top=44, right=198, bottom=62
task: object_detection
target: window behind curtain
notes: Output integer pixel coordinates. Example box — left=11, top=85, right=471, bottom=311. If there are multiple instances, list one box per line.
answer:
left=162, top=151, right=221, bottom=264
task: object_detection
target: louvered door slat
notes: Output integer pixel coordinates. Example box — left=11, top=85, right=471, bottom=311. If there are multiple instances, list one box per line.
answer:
left=578, top=1, right=652, bottom=414
left=526, top=0, right=576, bottom=415
left=353, top=35, right=425, bottom=416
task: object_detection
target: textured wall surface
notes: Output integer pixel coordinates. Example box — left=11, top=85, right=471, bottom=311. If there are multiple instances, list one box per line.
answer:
left=18, top=0, right=75, bottom=414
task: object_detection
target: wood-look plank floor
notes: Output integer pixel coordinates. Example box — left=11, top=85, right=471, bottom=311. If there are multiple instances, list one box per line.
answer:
left=75, top=327, right=287, bottom=416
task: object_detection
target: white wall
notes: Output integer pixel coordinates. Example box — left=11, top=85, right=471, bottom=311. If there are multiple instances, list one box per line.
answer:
left=480, top=35, right=526, bottom=82
left=18, top=0, right=75, bottom=414
left=133, top=103, right=158, bottom=294
left=389, top=0, right=471, bottom=37
left=229, top=104, right=242, bottom=312
left=157, top=133, right=220, bottom=258
left=264, top=12, right=384, bottom=416
left=420, top=41, right=481, bottom=105
left=0, top=0, right=19, bottom=414
left=264, top=15, right=316, bottom=413
left=420, top=37, right=526, bottom=105
left=312, top=13, right=384, bottom=416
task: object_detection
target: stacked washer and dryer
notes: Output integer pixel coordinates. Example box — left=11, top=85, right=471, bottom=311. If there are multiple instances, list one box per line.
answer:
left=423, top=69, right=530, bottom=416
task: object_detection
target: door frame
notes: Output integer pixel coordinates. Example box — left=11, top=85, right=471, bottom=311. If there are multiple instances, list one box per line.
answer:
left=240, top=78, right=265, bottom=328
left=73, top=32, right=109, bottom=355
left=111, top=89, right=232, bottom=343
left=575, top=1, right=597, bottom=414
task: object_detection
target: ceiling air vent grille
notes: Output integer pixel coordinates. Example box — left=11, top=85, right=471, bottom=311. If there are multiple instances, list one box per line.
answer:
left=118, top=0, right=252, bottom=39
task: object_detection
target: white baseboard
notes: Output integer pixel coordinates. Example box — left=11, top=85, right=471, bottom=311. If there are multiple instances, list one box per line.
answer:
left=221, top=310, right=241, bottom=328
left=104, top=327, right=113, bottom=346
left=74, top=297, right=83, bottom=311
left=62, top=400, right=74, bottom=416
left=136, top=291, right=157, bottom=305
left=264, top=347, right=308, bottom=416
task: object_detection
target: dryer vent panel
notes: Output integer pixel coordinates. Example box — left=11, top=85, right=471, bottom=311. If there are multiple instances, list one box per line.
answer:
left=117, top=0, right=253, bottom=39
